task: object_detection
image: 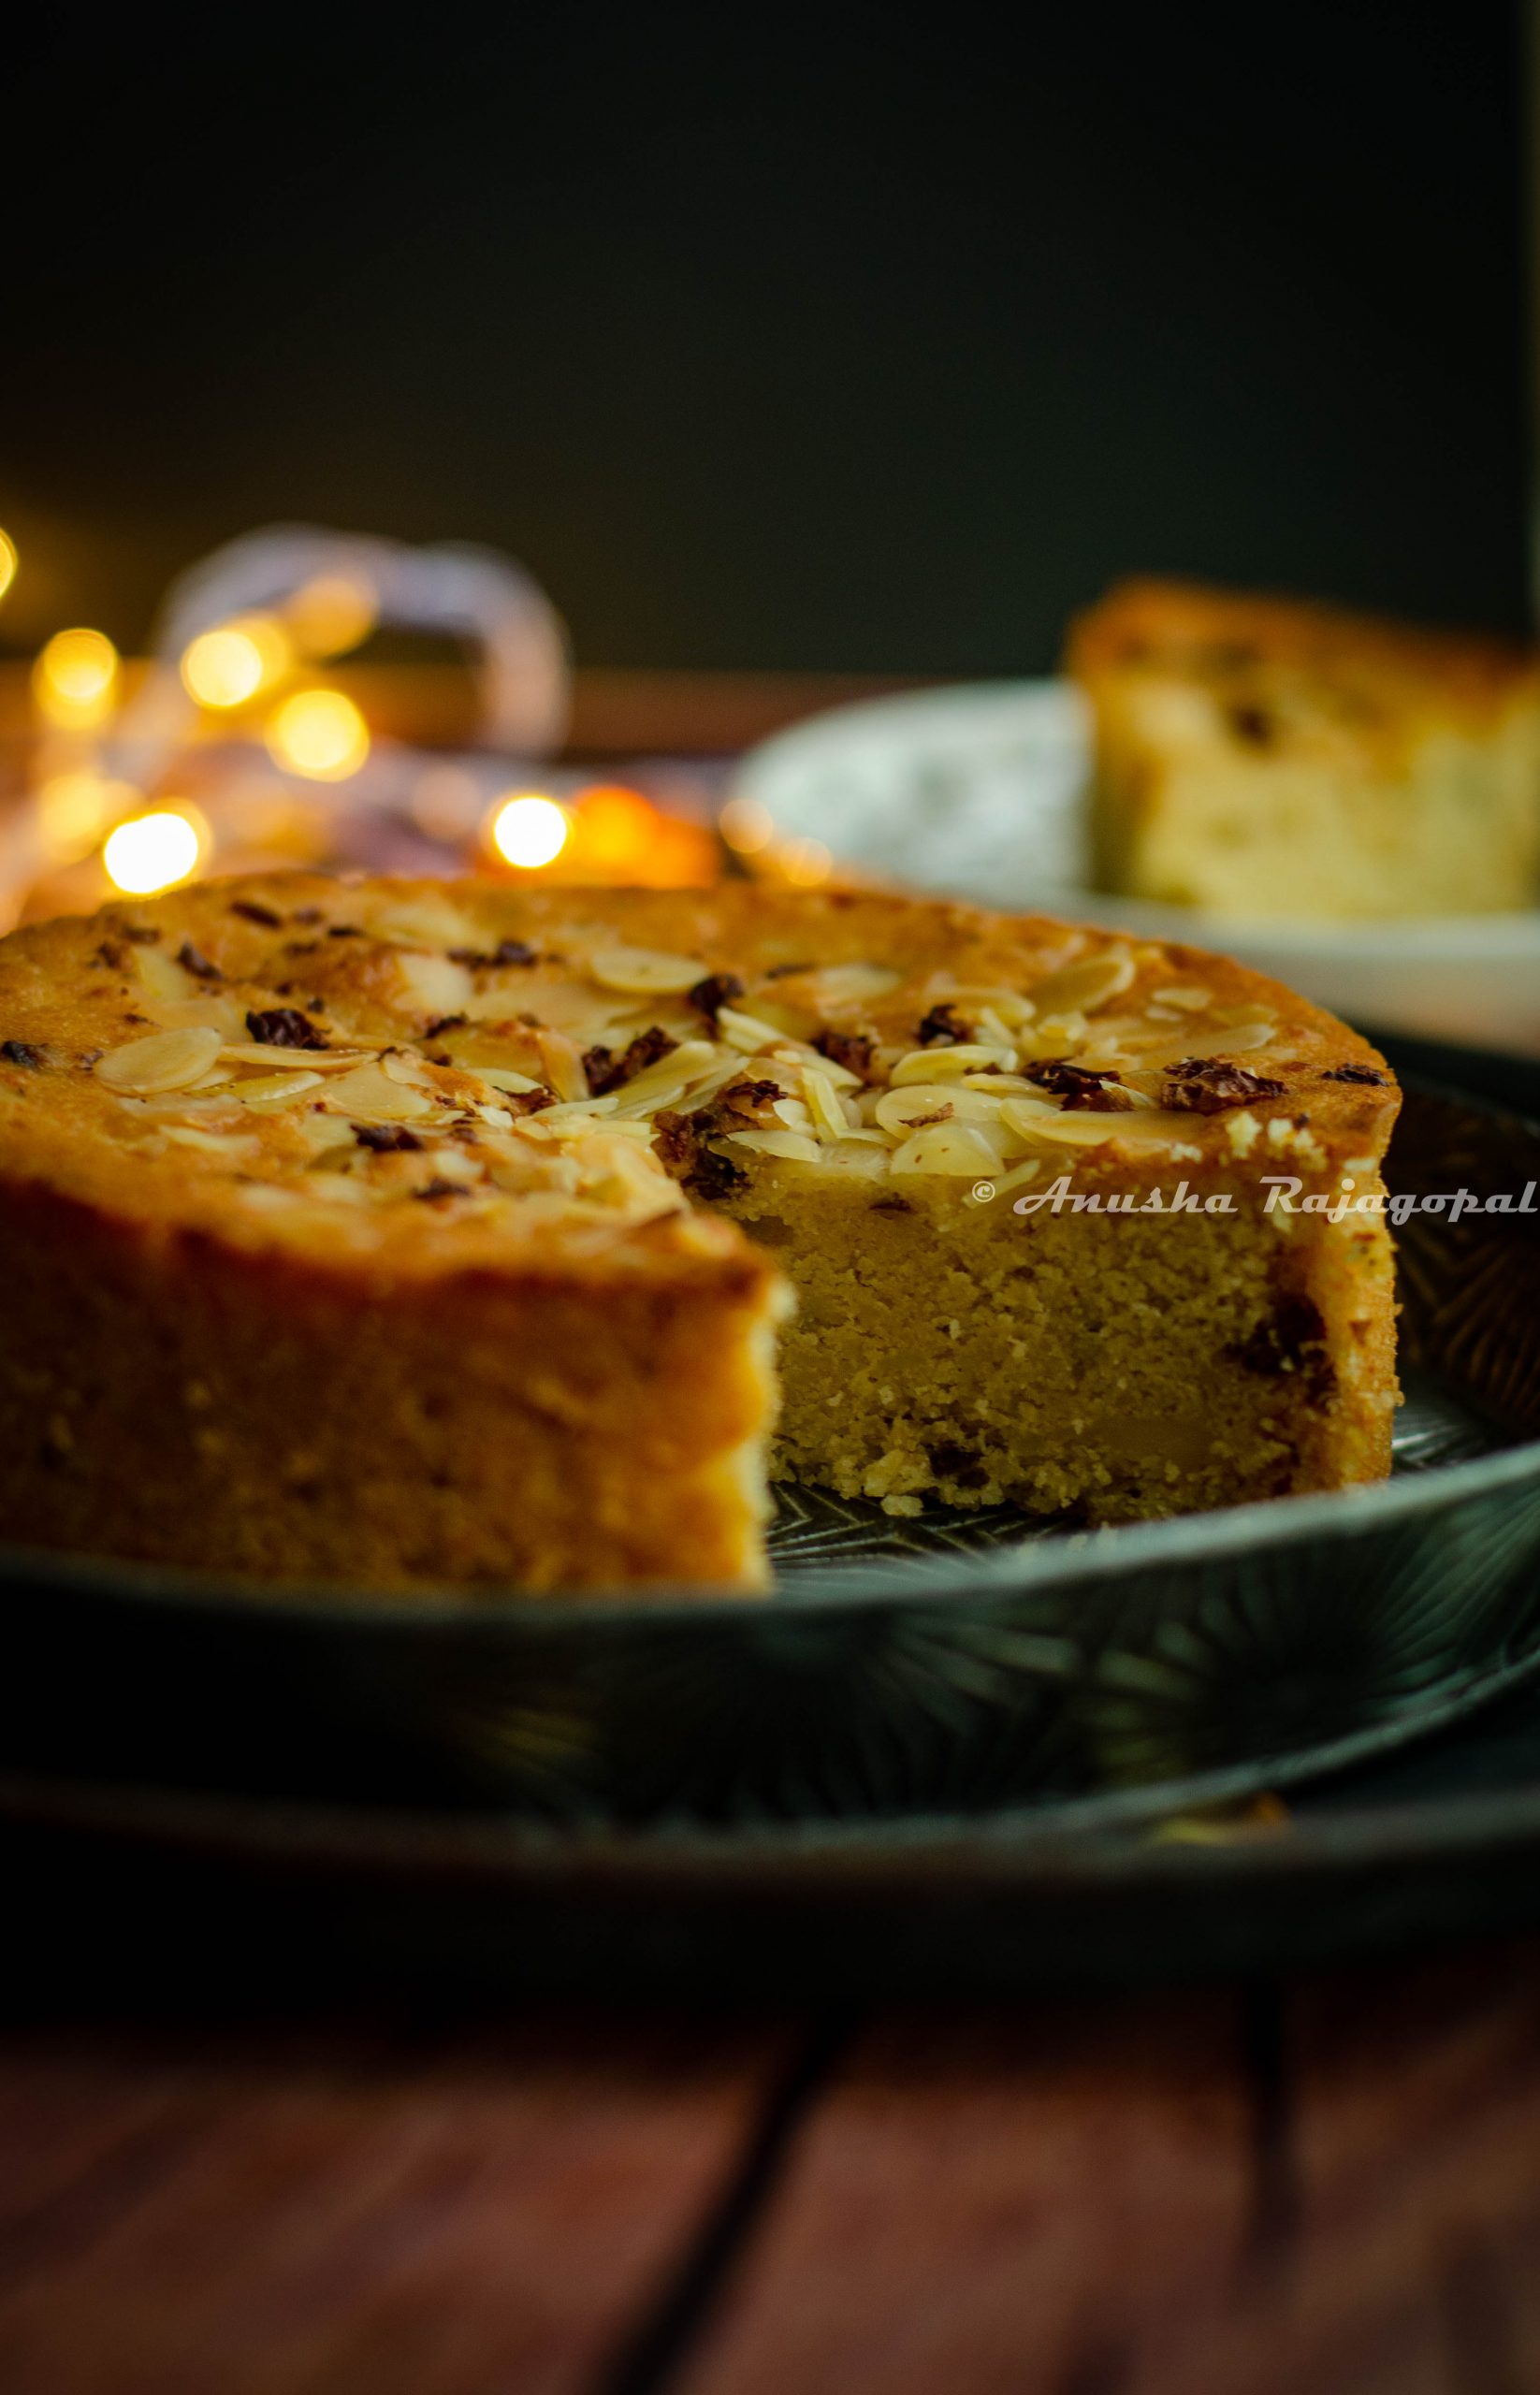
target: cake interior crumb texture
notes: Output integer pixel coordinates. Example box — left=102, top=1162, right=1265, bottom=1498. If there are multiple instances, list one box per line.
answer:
left=0, top=875, right=1401, bottom=1592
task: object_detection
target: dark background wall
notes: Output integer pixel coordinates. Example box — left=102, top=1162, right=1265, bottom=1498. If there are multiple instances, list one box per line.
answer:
left=1, top=5, right=1529, bottom=673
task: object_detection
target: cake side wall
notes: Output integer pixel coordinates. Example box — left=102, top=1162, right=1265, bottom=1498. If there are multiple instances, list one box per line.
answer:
left=0, top=1178, right=780, bottom=1594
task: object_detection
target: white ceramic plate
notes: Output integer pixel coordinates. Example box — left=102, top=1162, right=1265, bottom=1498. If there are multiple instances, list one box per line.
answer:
left=731, top=679, right=1540, bottom=1054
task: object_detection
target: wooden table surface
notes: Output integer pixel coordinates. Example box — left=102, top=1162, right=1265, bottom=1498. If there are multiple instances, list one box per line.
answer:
left=2, top=664, right=1536, bottom=2392
left=5, top=1943, right=1540, bottom=2395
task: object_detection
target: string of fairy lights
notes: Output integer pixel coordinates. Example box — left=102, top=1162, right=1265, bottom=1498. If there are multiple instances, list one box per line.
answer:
left=0, top=523, right=830, bottom=922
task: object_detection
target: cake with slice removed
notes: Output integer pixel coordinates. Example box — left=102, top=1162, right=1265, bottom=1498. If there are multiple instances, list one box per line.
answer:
left=0, top=873, right=1400, bottom=1590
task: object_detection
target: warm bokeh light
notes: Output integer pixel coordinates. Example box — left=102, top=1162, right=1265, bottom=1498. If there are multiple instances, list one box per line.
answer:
left=569, top=783, right=659, bottom=871
left=103, top=808, right=207, bottom=896
left=286, top=572, right=378, bottom=657
left=778, top=835, right=834, bottom=887
left=267, top=688, right=370, bottom=781
left=181, top=616, right=292, bottom=709
left=37, top=774, right=139, bottom=862
left=491, top=792, right=570, bottom=869
left=0, top=530, right=17, bottom=604
left=717, top=795, right=775, bottom=855
left=34, top=628, right=119, bottom=727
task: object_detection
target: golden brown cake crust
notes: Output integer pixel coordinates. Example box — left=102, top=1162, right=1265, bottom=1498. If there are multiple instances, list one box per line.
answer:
left=0, top=872, right=1402, bottom=1589
left=1068, top=575, right=1538, bottom=736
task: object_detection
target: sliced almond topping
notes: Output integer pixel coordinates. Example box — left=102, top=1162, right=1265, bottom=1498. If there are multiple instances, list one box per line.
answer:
left=875, top=1082, right=1008, bottom=1139
left=720, top=1126, right=823, bottom=1163
left=394, top=950, right=474, bottom=1019
left=949, top=986, right=1037, bottom=1028
left=161, top=1125, right=258, bottom=1154
left=95, top=1025, right=225, bottom=1095
left=716, top=1006, right=789, bottom=1053
left=890, top=1044, right=1015, bottom=1085
left=323, top=1062, right=436, bottom=1122
left=609, top=1038, right=718, bottom=1111
left=237, top=1071, right=325, bottom=1109
left=374, top=897, right=479, bottom=949
left=805, top=963, right=901, bottom=1008
left=381, top=1049, right=440, bottom=1090
left=142, top=994, right=248, bottom=1038
left=1028, top=953, right=1135, bottom=1016
left=801, top=1067, right=850, bottom=1142
left=219, top=1044, right=376, bottom=1072
left=133, top=947, right=197, bottom=1003
left=587, top=945, right=707, bottom=996
left=889, top=1121, right=1003, bottom=1176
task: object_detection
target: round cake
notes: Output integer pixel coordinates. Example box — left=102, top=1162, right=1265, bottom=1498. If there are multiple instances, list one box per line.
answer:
left=0, top=873, right=1400, bottom=1591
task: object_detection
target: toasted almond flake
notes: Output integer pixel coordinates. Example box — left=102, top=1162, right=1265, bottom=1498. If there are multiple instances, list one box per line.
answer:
left=323, top=1062, right=436, bottom=1122
left=161, top=1125, right=258, bottom=1154
left=1027, top=952, right=1135, bottom=1016
left=771, top=1096, right=815, bottom=1131
left=889, top=1121, right=1003, bottom=1176
left=1007, top=1112, right=1133, bottom=1149
left=1216, top=1003, right=1278, bottom=1027
left=237, top=1070, right=325, bottom=1109
left=539, top=1097, right=621, bottom=1128
left=381, top=1049, right=441, bottom=1090
left=996, top=1096, right=1068, bottom=1139
left=477, top=1067, right=545, bottom=1095
left=800, top=1049, right=862, bottom=1090
left=142, top=994, right=248, bottom=1037
left=587, top=945, right=707, bottom=995
left=721, top=1126, right=823, bottom=1163
left=612, top=1038, right=718, bottom=1110
left=805, top=963, right=901, bottom=1007
left=374, top=897, right=478, bottom=949
left=296, top=1113, right=357, bottom=1154
left=474, top=1102, right=516, bottom=1129
left=948, top=986, right=1038, bottom=1028
left=95, top=1025, right=224, bottom=1095
left=1032, top=1010, right=1091, bottom=1045
left=611, top=1082, right=687, bottom=1121
left=530, top=1026, right=589, bottom=1104
left=586, top=1115, right=656, bottom=1141
left=1120, top=1022, right=1279, bottom=1071
left=716, top=1007, right=788, bottom=1052
left=674, top=1058, right=763, bottom=1115
left=395, top=950, right=474, bottom=1019
left=133, top=947, right=196, bottom=1003
left=219, top=1044, right=376, bottom=1072
left=874, top=1082, right=1007, bottom=1139
left=1152, top=986, right=1211, bottom=1011
left=802, top=1067, right=850, bottom=1141
left=891, top=1045, right=1015, bottom=1085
